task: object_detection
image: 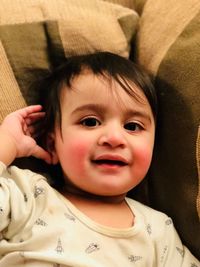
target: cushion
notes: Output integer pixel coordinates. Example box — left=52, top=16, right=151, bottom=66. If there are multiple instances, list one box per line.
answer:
left=134, top=0, right=200, bottom=259
left=103, top=0, right=135, bottom=9
left=0, top=0, right=138, bottom=122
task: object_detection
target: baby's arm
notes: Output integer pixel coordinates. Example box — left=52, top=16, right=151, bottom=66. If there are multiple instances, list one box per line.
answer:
left=154, top=215, right=200, bottom=266
left=0, top=105, right=52, bottom=166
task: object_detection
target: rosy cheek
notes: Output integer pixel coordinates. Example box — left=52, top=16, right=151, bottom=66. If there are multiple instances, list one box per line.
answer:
left=135, top=145, right=153, bottom=170
left=64, top=139, right=90, bottom=171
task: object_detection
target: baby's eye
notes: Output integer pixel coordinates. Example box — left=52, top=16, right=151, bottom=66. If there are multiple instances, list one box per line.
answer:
left=124, top=122, right=143, bottom=132
left=80, top=117, right=100, bottom=127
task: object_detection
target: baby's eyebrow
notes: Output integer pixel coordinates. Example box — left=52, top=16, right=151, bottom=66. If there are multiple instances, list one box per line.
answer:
left=71, top=104, right=106, bottom=115
left=125, top=110, right=152, bottom=123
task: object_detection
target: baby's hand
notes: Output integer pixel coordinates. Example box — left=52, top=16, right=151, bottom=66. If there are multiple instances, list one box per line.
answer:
left=0, top=105, right=52, bottom=165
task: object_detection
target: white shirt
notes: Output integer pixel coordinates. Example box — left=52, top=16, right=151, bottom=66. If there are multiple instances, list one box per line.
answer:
left=0, top=162, right=199, bottom=266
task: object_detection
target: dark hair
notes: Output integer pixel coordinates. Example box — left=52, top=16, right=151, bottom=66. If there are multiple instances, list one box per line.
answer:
left=36, top=52, right=157, bottom=141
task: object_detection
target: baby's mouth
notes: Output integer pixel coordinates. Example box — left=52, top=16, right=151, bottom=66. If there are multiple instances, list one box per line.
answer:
left=91, top=159, right=128, bottom=167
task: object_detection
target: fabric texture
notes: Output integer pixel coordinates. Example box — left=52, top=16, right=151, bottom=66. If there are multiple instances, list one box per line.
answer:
left=0, top=0, right=138, bottom=122
left=103, top=0, right=135, bottom=9
left=135, top=0, right=200, bottom=259
left=0, top=162, right=199, bottom=266
left=197, top=126, right=200, bottom=219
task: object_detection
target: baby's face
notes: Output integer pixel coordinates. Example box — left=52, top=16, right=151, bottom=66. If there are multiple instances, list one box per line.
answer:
left=51, top=71, right=155, bottom=198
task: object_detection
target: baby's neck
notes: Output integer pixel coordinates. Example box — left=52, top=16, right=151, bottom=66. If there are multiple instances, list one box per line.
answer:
left=63, top=191, right=135, bottom=228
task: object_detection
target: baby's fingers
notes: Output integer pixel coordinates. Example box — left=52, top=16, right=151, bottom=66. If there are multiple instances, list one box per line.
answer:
left=32, top=145, right=52, bottom=164
left=24, top=111, right=46, bottom=138
left=25, top=111, right=45, bottom=123
left=25, top=112, right=45, bottom=127
left=17, top=105, right=43, bottom=118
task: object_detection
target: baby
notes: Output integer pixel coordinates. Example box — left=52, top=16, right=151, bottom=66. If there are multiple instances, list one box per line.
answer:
left=0, top=52, right=199, bottom=266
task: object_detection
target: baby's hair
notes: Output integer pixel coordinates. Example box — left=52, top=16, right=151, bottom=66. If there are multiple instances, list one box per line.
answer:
left=36, top=51, right=157, bottom=140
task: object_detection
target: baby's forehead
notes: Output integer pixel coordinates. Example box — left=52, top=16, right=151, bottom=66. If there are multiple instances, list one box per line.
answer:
left=60, top=70, right=150, bottom=113
left=67, top=69, right=147, bottom=103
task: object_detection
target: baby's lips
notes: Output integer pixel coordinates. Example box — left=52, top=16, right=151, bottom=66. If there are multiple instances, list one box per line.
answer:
left=92, top=154, right=129, bottom=165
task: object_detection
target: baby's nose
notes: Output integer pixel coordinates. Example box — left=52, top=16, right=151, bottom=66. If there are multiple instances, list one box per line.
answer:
left=98, top=124, right=127, bottom=148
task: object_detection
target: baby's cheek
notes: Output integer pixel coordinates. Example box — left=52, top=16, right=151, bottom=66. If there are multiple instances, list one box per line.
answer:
left=66, top=140, right=90, bottom=170
left=136, top=145, right=153, bottom=170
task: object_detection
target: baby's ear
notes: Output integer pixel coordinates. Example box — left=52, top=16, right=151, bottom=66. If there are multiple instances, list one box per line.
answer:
left=46, top=133, right=59, bottom=165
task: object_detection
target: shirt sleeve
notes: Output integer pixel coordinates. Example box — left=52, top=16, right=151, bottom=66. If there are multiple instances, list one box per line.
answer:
left=154, top=216, right=200, bottom=267
left=0, top=161, right=47, bottom=242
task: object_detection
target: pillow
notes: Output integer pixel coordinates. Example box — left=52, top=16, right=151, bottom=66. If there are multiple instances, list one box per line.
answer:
left=134, top=0, right=200, bottom=259
left=103, top=0, right=135, bottom=9
left=0, top=0, right=138, bottom=122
